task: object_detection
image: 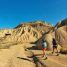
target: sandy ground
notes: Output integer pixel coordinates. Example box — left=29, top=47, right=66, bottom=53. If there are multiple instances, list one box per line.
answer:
left=32, top=50, right=67, bottom=67
left=0, top=45, right=36, bottom=67
left=0, top=44, right=67, bottom=67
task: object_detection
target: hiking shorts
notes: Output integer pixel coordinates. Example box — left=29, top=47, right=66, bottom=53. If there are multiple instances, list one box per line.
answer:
left=53, top=46, right=57, bottom=48
left=42, top=48, right=47, bottom=50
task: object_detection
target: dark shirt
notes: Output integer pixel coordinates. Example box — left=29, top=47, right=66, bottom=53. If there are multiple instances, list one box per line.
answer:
left=52, top=39, right=57, bottom=46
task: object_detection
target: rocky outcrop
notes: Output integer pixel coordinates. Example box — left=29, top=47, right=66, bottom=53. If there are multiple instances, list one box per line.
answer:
left=55, top=25, right=67, bottom=52
left=0, top=19, right=67, bottom=67
left=0, top=20, right=67, bottom=51
left=0, top=21, right=53, bottom=49
left=15, top=21, right=53, bottom=34
left=36, top=19, right=67, bottom=50
left=54, top=19, right=67, bottom=52
left=0, top=27, right=41, bottom=46
left=56, top=18, right=67, bottom=28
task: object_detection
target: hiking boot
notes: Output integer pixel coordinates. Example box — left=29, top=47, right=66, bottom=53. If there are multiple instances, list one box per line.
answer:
left=57, top=54, right=59, bottom=56
left=43, top=56, right=47, bottom=60
left=52, top=52, right=53, bottom=54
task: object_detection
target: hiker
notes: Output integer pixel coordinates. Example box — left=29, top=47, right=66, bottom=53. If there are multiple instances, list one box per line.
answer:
left=52, top=38, right=59, bottom=56
left=41, top=38, right=47, bottom=59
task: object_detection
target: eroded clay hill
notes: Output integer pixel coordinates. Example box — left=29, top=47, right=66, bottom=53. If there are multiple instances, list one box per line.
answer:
left=0, top=21, right=53, bottom=48
left=45, top=18, right=67, bottom=51
left=55, top=19, right=67, bottom=52
left=36, top=19, right=67, bottom=51
left=0, top=19, right=67, bottom=67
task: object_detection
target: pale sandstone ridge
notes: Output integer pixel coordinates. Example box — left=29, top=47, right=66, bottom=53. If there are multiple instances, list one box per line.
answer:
left=0, top=21, right=53, bottom=48
left=36, top=19, right=67, bottom=51
left=0, top=20, right=67, bottom=51
left=55, top=19, right=67, bottom=53
left=0, top=26, right=41, bottom=45
left=15, top=21, right=53, bottom=34
left=56, top=18, right=67, bottom=28
left=0, top=19, right=67, bottom=67
left=55, top=25, right=67, bottom=53
left=0, top=21, right=53, bottom=67
left=46, top=19, right=67, bottom=51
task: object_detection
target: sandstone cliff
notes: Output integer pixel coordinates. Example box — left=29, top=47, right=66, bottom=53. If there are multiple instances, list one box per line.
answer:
left=0, top=21, right=53, bottom=49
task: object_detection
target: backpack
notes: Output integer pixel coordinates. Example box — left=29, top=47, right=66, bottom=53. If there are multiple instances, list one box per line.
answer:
left=43, top=42, right=47, bottom=48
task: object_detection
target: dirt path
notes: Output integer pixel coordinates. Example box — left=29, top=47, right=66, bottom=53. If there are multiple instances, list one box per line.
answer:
left=32, top=50, right=67, bottom=67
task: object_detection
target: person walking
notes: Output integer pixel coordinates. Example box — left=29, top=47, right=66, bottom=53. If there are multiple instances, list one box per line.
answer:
left=52, top=38, right=59, bottom=56
left=41, top=38, right=47, bottom=59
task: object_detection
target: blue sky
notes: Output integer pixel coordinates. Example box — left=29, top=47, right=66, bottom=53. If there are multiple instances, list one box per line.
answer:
left=0, top=0, right=67, bottom=28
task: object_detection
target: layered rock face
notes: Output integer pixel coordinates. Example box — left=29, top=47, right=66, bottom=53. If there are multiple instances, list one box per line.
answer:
left=15, top=21, right=53, bottom=34
left=0, top=27, right=40, bottom=43
left=56, top=18, right=67, bottom=28
left=0, top=21, right=53, bottom=67
left=37, top=19, right=67, bottom=50
left=54, top=19, right=67, bottom=53
left=0, top=21, right=53, bottom=48
left=54, top=18, right=67, bottom=47
left=0, top=20, right=67, bottom=67
left=0, top=20, right=67, bottom=50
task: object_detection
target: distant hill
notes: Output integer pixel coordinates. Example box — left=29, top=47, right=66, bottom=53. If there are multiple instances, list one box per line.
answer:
left=15, top=20, right=53, bottom=34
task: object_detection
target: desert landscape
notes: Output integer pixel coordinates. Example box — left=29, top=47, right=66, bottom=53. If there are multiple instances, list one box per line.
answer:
left=0, top=19, right=67, bottom=67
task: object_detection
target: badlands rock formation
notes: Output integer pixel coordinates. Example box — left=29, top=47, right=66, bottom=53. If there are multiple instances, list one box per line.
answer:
left=36, top=19, right=67, bottom=51
left=0, top=21, right=53, bottom=49
left=0, top=20, right=67, bottom=67
left=0, top=21, right=53, bottom=67
left=55, top=19, right=67, bottom=53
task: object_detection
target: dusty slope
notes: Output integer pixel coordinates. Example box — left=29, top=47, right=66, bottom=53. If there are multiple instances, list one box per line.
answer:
left=0, top=26, right=41, bottom=43
left=0, top=19, right=67, bottom=67
left=0, top=44, right=36, bottom=67
left=32, top=50, right=67, bottom=67
left=0, top=47, right=67, bottom=67
left=15, top=21, right=53, bottom=34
